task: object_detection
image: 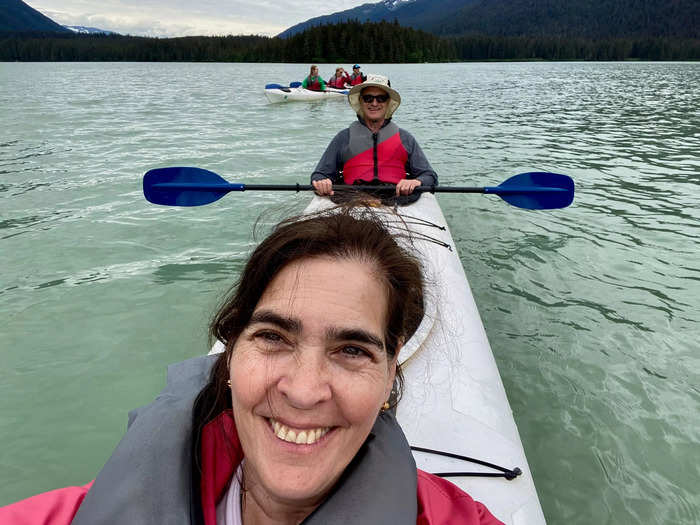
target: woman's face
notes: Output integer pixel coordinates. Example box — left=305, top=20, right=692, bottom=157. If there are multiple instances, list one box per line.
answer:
left=229, top=256, right=397, bottom=507
left=311, top=67, right=318, bottom=76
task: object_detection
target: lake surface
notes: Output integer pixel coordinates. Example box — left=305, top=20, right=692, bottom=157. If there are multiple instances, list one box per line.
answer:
left=1, top=61, right=698, bottom=523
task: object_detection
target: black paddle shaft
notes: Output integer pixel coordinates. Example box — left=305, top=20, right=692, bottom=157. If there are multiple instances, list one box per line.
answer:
left=240, top=184, right=484, bottom=193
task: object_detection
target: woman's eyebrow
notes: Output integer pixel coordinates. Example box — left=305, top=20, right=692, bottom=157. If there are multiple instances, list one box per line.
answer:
left=248, top=310, right=300, bottom=333
left=249, top=311, right=384, bottom=351
left=326, top=327, right=385, bottom=352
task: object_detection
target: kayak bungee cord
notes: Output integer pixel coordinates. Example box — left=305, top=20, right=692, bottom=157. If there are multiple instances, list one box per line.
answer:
left=378, top=209, right=452, bottom=250
left=392, top=230, right=452, bottom=251
left=389, top=212, right=447, bottom=231
left=410, top=445, right=522, bottom=480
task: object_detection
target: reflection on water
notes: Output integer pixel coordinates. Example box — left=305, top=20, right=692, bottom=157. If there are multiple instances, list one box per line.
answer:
left=152, top=260, right=244, bottom=285
left=1, top=62, right=698, bottom=523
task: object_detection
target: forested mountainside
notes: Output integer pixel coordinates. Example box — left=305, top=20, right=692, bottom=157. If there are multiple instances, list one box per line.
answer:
left=4, top=19, right=696, bottom=62
left=279, top=0, right=699, bottom=39
left=431, top=0, right=699, bottom=38
left=0, top=21, right=452, bottom=62
left=0, top=0, right=71, bottom=33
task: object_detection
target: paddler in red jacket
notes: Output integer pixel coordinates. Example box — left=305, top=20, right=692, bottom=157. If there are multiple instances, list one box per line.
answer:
left=349, top=64, right=367, bottom=85
left=301, top=64, right=326, bottom=91
left=311, top=74, right=437, bottom=204
left=328, top=66, right=351, bottom=88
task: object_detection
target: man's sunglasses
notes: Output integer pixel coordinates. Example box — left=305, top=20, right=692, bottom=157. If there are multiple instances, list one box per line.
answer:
left=361, top=94, right=389, bottom=103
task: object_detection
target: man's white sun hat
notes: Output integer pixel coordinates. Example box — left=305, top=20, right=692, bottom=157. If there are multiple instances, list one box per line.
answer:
left=348, top=74, right=401, bottom=119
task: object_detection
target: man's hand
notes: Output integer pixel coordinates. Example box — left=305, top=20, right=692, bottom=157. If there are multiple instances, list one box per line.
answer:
left=396, top=179, right=422, bottom=196
left=312, top=178, right=334, bottom=196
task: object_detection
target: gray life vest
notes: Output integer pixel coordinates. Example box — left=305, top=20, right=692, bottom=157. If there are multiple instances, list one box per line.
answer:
left=72, top=355, right=417, bottom=524
left=340, top=120, right=408, bottom=185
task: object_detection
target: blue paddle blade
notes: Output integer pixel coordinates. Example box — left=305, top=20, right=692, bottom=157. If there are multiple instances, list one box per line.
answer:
left=143, top=167, right=240, bottom=207
left=486, top=172, right=574, bottom=209
left=289, top=81, right=302, bottom=88
left=265, top=83, right=285, bottom=89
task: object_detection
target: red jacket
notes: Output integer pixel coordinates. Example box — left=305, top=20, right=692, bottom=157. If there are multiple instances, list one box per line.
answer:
left=342, top=121, right=409, bottom=185
left=0, top=412, right=502, bottom=525
left=328, top=73, right=350, bottom=89
left=350, top=72, right=366, bottom=85
left=302, top=74, right=324, bottom=91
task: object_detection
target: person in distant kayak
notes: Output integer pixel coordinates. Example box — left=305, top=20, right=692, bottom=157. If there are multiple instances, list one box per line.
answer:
left=349, top=64, right=367, bottom=86
left=328, top=66, right=351, bottom=89
left=311, top=74, right=437, bottom=204
left=302, top=64, right=326, bottom=91
left=0, top=209, right=503, bottom=525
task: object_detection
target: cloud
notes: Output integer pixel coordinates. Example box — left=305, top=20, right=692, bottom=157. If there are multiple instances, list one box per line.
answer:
left=29, top=0, right=374, bottom=37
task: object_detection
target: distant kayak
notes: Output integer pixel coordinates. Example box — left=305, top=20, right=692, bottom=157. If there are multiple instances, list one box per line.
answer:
left=264, top=84, right=348, bottom=104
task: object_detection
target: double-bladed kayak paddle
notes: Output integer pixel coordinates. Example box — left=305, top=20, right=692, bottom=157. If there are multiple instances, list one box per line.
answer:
left=143, top=167, right=574, bottom=210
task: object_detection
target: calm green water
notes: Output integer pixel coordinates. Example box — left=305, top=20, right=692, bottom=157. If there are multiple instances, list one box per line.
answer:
left=1, top=61, right=698, bottom=523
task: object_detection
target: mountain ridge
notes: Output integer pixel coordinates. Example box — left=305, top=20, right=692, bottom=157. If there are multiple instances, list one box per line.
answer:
left=0, top=0, right=71, bottom=33
left=278, top=0, right=699, bottom=39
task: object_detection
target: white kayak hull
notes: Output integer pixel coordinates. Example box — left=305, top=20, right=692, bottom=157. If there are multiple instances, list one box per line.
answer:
left=264, top=87, right=348, bottom=103
left=211, top=194, right=545, bottom=523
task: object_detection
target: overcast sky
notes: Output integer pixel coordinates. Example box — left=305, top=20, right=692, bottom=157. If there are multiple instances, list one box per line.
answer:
left=29, top=0, right=375, bottom=37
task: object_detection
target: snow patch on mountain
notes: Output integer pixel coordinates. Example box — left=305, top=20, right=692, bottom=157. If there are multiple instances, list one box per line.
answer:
left=65, top=26, right=115, bottom=35
left=383, top=0, right=416, bottom=10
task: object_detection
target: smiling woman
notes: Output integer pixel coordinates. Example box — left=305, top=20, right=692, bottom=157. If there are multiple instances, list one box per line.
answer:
left=224, top=257, right=396, bottom=522
left=0, top=206, right=502, bottom=525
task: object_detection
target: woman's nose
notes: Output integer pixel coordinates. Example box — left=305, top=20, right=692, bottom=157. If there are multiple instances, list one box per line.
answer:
left=277, top=351, right=332, bottom=409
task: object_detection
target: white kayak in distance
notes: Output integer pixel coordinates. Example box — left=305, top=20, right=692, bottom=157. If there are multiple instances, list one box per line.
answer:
left=264, top=82, right=348, bottom=103
left=209, top=194, right=546, bottom=524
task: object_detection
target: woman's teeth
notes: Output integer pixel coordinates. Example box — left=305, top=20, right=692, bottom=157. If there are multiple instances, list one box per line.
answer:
left=270, top=419, right=330, bottom=445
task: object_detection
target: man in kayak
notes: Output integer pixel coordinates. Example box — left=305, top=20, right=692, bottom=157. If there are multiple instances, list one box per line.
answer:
left=349, top=64, right=366, bottom=85
left=311, top=74, right=437, bottom=204
left=302, top=64, right=326, bottom=91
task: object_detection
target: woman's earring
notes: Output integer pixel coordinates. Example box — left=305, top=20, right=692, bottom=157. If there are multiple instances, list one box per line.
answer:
left=227, top=379, right=232, bottom=388
left=381, top=401, right=390, bottom=411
